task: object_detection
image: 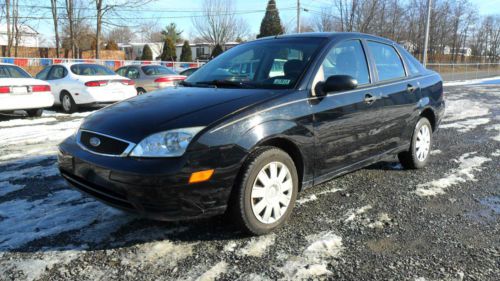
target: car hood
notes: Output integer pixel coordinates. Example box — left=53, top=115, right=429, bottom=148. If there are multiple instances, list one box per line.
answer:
left=80, top=86, right=282, bottom=143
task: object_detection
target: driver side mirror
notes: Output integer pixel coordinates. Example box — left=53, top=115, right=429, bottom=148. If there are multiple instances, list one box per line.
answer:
left=315, top=75, right=358, bottom=97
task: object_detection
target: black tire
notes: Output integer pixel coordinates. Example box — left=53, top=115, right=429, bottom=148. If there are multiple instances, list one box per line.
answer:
left=230, top=147, right=298, bottom=235
left=398, top=117, right=433, bottom=169
left=61, top=92, right=78, bottom=114
left=26, top=108, right=43, bottom=117
left=137, top=88, right=146, bottom=95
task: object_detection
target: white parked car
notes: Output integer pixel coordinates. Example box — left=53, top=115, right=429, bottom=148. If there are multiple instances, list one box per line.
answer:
left=36, top=63, right=137, bottom=113
left=0, top=63, right=54, bottom=117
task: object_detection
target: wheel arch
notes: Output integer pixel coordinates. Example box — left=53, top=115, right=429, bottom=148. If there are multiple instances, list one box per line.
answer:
left=59, top=89, right=71, bottom=102
left=420, top=107, right=436, bottom=132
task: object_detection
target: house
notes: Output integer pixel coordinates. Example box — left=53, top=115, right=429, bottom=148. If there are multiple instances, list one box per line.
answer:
left=175, top=42, right=240, bottom=61
left=0, top=23, right=41, bottom=48
left=443, top=46, right=472, bottom=57
left=118, top=42, right=163, bottom=60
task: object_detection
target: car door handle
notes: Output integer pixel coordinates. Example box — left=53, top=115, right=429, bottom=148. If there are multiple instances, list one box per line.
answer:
left=364, top=93, right=377, bottom=105
left=407, top=84, right=417, bottom=93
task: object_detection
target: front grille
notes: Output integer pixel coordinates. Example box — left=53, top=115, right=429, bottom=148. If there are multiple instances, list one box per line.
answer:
left=79, top=131, right=130, bottom=156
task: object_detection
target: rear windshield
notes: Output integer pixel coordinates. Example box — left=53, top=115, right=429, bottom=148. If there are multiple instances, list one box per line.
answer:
left=141, top=65, right=177, bottom=75
left=70, top=64, right=115, bottom=76
left=0, top=65, right=31, bottom=78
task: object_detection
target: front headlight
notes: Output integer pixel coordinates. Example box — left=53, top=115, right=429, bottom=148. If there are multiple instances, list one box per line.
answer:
left=130, top=127, right=205, bottom=157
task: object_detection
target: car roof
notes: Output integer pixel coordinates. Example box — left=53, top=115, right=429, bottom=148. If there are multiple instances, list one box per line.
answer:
left=255, top=32, right=396, bottom=45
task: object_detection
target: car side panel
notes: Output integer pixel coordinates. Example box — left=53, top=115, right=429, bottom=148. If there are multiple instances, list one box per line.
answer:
left=195, top=90, right=317, bottom=188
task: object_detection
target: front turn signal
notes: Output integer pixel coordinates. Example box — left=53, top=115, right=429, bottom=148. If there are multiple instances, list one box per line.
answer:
left=188, top=169, right=214, bottom=184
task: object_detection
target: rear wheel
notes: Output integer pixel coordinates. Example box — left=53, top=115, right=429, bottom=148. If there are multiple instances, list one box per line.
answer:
left=26, top=109, right=43, bottom=117
left=61, top=92, right=78, bottom=114
left=230, top=147, right=298, bottom=235
left=398, top=117, right=433, bottom=169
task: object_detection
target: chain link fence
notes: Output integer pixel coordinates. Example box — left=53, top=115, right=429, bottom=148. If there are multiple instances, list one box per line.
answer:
left=0, top=57, right=205, bottom=76
left=426, top=63, right=500, bottom=81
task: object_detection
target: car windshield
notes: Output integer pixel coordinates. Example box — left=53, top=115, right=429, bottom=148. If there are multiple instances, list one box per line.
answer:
left=141, top=65, right=177, bottom=75
left=70, top=64, right=115, bottom=76
left=184, top=37, right=327, bottom=89
left=0, top=65, right=31, bottom=78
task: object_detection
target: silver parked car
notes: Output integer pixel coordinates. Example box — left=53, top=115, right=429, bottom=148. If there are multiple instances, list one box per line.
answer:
left=116, top=65, right=186, bottom=95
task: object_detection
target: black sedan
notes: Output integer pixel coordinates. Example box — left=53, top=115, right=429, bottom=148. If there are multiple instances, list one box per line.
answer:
left=58, top=32, right=444, bottom=235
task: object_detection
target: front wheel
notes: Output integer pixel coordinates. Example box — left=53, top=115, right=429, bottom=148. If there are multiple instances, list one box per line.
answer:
left=398, top=117, right=433, bottom=169
left=230, top=147, right=298, bottom=235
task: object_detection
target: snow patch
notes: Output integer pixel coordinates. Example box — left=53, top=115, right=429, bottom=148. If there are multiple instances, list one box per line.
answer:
left=440, top=118, right=490, bottom=132
left=223, top=241, right=238, bottom=252
left=0, top=181, right=24, bottom=197
left=195, top=261, right=228, bottom=281
left=486, top=124, right=500, bottom=142
left=492, top=149, right=500, bottom=157
left=344, top=205, right=372, bottom=222
left=238, top=234, right=275, bottom=257
left=279, top=232, right=343, bottom=279
left=120, top=240, right=194, bottom=268
left=296, top=194, right=318, bottom=205
left=415, top=152, right=491, bottom=197
left=366, top=213, right=392, bottom=229
left=443, top=99, right=490, bottom=122
left=0, top=117, right=57, bottom=128
left=444, top=76, right=500, bottom=86
left=431, top=149, right=442, bottom=155
left=0, top=189, right=130, bottom=250
left=296, top=188, right=343, bottom=205
left=0, top=249, right=81, bottom=281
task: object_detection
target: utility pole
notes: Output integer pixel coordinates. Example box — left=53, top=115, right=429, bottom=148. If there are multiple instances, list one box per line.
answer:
left=297, top=0, right=301, bottom=33
left=422, top=0, right=432, bottom=66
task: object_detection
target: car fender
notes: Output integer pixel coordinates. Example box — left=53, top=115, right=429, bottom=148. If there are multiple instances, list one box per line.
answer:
left=236, top=119, right=306, bottom=150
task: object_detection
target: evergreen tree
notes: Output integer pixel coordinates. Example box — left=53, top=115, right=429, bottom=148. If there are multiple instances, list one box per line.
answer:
left=141, top=44, right=153, bottom=60
left=180, top=41, right=192, bottom=62
left=162, top=23, right=183, bottom=43
left=105, top=40, right=119, bottom=50
left=211, top=44, right=224, bottom=58
left=257, top=0, right=284, bottom=38
left=161, top=37, right=177, bottom=61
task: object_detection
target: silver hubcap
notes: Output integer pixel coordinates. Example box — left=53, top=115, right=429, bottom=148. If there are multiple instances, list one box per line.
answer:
left=63, top=95, right=71, bottom=111
left=415, top=124, right=431, bottom=161
left=251, top=161, right=293, bottom=224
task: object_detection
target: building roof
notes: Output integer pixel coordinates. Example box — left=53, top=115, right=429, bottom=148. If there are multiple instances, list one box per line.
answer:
left=0, top=23, right=38, bottom=35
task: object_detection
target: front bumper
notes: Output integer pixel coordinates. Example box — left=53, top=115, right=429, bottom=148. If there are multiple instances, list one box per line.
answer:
left=58, top=136, right=238, bottom=221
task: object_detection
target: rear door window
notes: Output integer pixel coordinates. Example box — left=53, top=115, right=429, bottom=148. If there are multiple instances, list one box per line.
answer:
left=126, top=67, right=140, bottom=79
left=48, top=66, right=67, bottom=80
left=318, top=39, right=371, bottom=85
left=367, top=41, right=406, bottom=81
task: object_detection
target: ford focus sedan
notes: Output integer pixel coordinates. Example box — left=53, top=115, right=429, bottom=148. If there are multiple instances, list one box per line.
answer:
left=36, top=63, right=136, bottom=113
left=58, top=33, right=444, bottom=235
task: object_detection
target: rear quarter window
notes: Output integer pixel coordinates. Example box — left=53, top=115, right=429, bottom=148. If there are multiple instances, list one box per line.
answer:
left=398, top=46, right=426, bottom=75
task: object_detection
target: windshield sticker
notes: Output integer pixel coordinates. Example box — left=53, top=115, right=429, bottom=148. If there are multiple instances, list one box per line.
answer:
left=274, top=79, right=291, bottom=85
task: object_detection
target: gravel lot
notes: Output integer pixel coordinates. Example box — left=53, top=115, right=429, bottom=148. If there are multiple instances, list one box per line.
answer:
left=0, top=80, right=499, bottom=281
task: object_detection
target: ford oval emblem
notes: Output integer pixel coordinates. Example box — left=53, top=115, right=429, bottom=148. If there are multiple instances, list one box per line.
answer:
left=89, top=137, right=101, bottom=147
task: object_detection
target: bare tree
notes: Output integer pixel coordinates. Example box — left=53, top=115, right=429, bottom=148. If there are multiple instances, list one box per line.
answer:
left=107, top=26, right=135, bottom=43
left=137, top=21, right=163, bottom=42
left=50, top=0, right=60, bottom=57
left=192, top=0, right=250, bottom=45
left=93, top=0, right=154, bottom=59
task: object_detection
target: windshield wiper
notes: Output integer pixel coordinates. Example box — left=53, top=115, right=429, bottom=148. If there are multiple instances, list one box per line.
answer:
left=193, top=80, right=254, bottom=88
